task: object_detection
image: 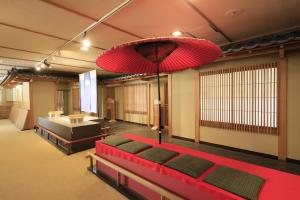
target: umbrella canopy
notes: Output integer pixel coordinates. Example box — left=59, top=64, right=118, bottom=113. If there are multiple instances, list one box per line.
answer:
left=96, top=37, right=221, bottom=144
left=96, top=37, right=221, bottom=74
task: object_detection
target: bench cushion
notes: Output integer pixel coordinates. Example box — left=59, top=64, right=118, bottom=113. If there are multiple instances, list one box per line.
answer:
left=165, top=154, right=214, bottom=178
left=204, top=165, right=265, bottom=200
left=138, top=147, right=179, bottom=164
left=117, top=141, right=152, bottom=154
left=102, top=136, right=133, bottom=147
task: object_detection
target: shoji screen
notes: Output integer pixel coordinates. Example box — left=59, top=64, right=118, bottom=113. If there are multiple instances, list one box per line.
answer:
left=124, top=84, right=148, bottom=115
left=200, top=62, right=278, bottom=134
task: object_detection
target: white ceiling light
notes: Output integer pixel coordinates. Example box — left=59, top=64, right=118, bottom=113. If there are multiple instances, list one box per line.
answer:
left=41, top=63, right=45, bottom=68
left=172, top=31, right=182, bottom=37
left=36, top=66, right=41, bottom=71
left=81, top=31, right=91, bottom=51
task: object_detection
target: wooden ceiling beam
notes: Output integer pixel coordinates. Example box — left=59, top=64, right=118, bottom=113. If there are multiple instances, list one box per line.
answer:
left=0, top=55, right=104, bottom=71
left=0, top=45, right=95, bottom=63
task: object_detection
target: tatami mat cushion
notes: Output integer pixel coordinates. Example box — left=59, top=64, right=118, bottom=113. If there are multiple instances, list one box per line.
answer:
left=117, top=141, right=152, bottom=154
left=164, top=154, right=214, bottom=178
left=102, top=136, right=133, bottom=147
left=204, top=165, right=265, bottom=200
left=138, top=147, right=179, bottom=164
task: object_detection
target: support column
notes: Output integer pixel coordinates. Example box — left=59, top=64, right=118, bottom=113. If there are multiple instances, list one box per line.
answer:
left=147, top=81, right=151, bottom=127
left=278, top=47, right=288, bottom=160
left=167, top=75, right=172, bottom=135
left=194, top=71, right=200, bottom=142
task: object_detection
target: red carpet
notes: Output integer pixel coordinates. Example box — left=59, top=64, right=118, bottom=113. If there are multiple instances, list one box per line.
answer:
left=96, top=133, right=300, bottom=200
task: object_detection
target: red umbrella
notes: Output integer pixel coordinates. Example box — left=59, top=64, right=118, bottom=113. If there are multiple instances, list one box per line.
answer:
left=96, top=37, right=221, bottom=144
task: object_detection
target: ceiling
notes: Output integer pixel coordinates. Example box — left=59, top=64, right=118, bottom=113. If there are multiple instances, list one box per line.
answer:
left=0, top=0, right=299, bottom=78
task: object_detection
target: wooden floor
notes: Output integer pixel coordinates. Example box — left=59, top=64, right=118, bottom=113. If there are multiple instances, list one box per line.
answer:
left=0, top=119, right=127, bottom=200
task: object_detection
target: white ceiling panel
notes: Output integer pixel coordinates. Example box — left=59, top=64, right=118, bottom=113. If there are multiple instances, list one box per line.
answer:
left=192, top=0, right=300, bottom=41
left=0, top=47, right=45, bottom=61
left=0, top=24, right=65, bottom=54
left=60, top=43, right=103, bottom=62
left=45, top=0, right=126, bottom=20
left=0, top=0, right=94, bottom=39
left=82, top=23, right=139, bottom=49
left=105, top=0, right=213, bottom=38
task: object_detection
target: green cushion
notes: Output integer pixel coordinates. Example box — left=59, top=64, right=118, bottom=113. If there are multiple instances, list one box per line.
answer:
left=138, top=147, right=179, bottom=164
left=102, top=136, right=133, bottom=147
left=117, top=141, right=152, bottom=154
left=165, top=154, right=214, bottom=178
left=204, top=166, right=265, bottom=200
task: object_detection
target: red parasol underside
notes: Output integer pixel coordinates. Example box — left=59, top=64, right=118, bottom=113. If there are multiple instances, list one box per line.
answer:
left=96, top=37, right=222, bottom=74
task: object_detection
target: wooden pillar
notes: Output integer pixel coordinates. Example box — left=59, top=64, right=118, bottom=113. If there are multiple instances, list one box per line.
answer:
left=122, top=84, right=125, bottom=121
left=147, top=81, right=151, bottom=127
left=28, top=80, right=34, bottom=129
left=278, top=47, right=288, bottom=160
left=194, top=71, right=200, bottom=142
left=167, top=75, right=172, bottom=135
left=53, top=81, right=58, bottom=110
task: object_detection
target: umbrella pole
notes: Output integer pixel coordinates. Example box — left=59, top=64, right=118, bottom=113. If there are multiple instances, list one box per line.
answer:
left=156, top=62, right=162, bottom=144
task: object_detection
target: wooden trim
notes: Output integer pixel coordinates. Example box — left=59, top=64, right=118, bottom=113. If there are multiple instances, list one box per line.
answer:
left=28, top=81, right=34, bottom=129
left=87, top=152, right=184, bottom=200
left=167, top=74, right=172, bottom=135
left=122, top=84, right=125, bottom=120
left=194, top=71, right=200, bottom=142
left=36, top=125, right=106, bottom=144
left=0, top=45, right=95, bottom=63
left=0, top=55, right=101, bottom=71
left=53, top=81, right=58, bottom=110
left=147, top=81, right=151, bottom=127
left=278, top=48, right=288, bottom=160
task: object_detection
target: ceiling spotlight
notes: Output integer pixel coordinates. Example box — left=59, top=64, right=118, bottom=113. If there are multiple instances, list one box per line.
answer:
left=44, top=60, right=50, bottom=68
left=81, top=46, right=89, bottom=51
left=172, top=31, right=182, bottom=37
left=41, top=63, right=45, bottom=68
left=36, top=66, right=41, bottom=71
left=82, top=39, right=91, bottom=47
left=82, top=31, right=91, bottom=49
left=49, top=65, right=52, bottom=69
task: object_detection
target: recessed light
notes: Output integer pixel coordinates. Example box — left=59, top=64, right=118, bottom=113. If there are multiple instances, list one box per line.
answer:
left=41, top=63, right=45, bottom=68
left=81, top=46, right=89, bottom=51
left=225, top=8, right=244, bottom=17
left=172, top=31, right=182, bottom=37
left=36, top=66, right=41, bottom=71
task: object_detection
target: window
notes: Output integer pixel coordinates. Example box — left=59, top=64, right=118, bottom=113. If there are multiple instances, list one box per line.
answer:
left=200, top=62, right=278, bottom=134
left=124, top=84, right=148, bottom=115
